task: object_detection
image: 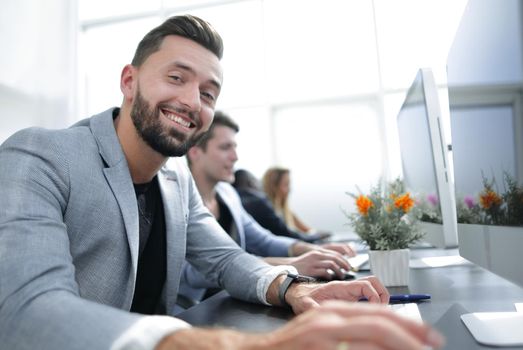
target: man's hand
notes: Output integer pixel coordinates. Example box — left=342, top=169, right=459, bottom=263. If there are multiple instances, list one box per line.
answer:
left=263, top=301, right=445, bottom=350
left=284, top=276, right=390, bottom=314
left=287, top=250, right=351, bottom=280
left=290, top=241, right=356, bottom=260
left=157, top=302, right=445, bottom=350
left=264, top=249, right=350, bottom=279
left=320, top=242, right=356, bottom=257
left=156, top=328, right=258, bottom=350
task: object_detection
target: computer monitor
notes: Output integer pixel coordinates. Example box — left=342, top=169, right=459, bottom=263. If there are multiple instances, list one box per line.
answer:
left=396, top=68, right=458, bottom=248
left=447, top=0, right=523, bottom=346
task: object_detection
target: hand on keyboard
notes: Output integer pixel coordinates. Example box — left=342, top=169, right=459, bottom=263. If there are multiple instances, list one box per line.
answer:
left=347, top=253, right=369, bottom=271
left=316, top=269, right=356, bottom=281
left=276, top=301, right=443, bottom=350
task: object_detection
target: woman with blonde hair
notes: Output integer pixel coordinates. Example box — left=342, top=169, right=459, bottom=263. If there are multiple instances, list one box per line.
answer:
left=263, top=166, right=319, bottom=234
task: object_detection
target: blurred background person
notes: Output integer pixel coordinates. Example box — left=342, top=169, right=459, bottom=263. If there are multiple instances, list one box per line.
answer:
left=263, top=166, right=330, bottom=236
left=233, top=168, right=330, bottom=242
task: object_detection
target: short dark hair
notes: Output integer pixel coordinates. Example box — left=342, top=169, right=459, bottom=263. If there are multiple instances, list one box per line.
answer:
left=233, top=169, right=261, bottom=191
left=187, top=111, right=239, bottom=167
left=131, top=14, right=223, bottom=67
left=195, top=110, right=239, bottom=151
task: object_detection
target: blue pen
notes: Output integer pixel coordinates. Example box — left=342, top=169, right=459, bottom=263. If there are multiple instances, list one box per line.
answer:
left=359, top=294, right=431, bottom=302
left=390, top=294, right=431, bottom=302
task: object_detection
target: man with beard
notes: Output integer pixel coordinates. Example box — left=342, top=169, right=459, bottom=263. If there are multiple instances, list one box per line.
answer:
left=0, top=15, right=444, bottom=350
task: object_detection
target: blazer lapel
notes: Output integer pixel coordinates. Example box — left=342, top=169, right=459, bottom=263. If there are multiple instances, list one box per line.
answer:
left=90, top=109, right=139, bottom=277
left=103, top=165, right=139, bottom=276
left=158, top=168, right=187, bottom=314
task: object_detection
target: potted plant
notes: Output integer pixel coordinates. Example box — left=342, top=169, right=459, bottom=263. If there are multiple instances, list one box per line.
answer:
left=455, top=173, right=523, bottom=253
left=344, top=178, right=424, bottom=286
left=455, top=172, right=523, bottom=226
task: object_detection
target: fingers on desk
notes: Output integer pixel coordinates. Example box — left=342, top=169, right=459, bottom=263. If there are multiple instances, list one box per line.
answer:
left=279, top=302, right=444, bottom=350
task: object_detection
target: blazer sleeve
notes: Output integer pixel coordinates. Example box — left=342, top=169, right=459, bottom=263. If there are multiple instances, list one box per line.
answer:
left=0, top=129, right=143, bottom=350
left=183, top=176, right=275, bottom=304
left=176, top=260, right=218, bottom=307
left=240, top=208, right=297, bottom=257
left=217, top=184, right=297, bottom=257
left=180, top=260, right=220, bottom=289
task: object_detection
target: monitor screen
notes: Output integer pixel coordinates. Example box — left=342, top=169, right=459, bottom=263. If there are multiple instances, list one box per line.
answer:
left=397, top=72, right=438, bottom=198
left=397, top=68, right=458, bottom=248
left=447, top=0, right=523, bottom=289
left=447, top=1, right=523, bottom=343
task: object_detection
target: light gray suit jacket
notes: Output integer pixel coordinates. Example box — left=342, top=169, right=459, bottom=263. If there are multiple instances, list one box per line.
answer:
left=0, top=108, right=273, bottom=350
left=178, top=182, right=295, bottom=305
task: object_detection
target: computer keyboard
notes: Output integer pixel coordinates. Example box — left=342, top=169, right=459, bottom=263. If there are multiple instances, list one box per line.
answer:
left=389, top=303, right=423, bottom=322
left=347, top=253, right=369, bottom=271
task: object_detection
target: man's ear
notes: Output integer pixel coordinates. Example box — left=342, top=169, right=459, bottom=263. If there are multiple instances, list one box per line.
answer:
left=120, top=64, right=136, bottom=102
left=187, top=146, right=202, bottom=163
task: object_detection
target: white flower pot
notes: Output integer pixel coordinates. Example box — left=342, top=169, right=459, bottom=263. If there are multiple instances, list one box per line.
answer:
left=368, top=249, right=410, bottom=287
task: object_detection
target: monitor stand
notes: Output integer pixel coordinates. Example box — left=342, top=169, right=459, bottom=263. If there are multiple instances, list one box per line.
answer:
left=461, top=312, right=523, bottom=347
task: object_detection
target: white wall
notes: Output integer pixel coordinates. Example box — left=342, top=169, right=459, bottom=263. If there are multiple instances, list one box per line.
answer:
left=0, top=0, right=77, bottom=144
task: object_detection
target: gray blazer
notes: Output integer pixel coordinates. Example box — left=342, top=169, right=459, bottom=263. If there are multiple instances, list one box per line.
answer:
left=0, top=109, right=273, bottom=350
left=178, top=182, right=296, bottom=304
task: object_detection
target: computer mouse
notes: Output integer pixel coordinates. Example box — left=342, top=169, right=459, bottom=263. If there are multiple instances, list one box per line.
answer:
left=343, top=270, right=357, bottom=280
left=328, top=270, right=357, bottom=281
left=317, top=269, right=357, bottom=282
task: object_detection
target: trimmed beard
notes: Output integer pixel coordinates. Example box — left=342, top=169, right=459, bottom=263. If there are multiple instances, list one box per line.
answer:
left=130, top=87, right=205, bottom=157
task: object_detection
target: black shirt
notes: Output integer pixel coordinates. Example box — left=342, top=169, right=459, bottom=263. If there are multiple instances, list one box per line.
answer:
left=216, top=194, right=239, bottom=244
left=130, top=176, right=167, bottom=314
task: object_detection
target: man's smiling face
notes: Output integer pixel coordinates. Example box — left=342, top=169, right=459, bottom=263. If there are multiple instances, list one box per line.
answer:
left=130, top=35, right=223, bottom=157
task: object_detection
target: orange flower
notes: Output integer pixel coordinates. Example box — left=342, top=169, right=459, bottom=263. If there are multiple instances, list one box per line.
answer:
left=356, top=195, right=374, bottom=216
left=479, top=190, right=502, bottom=209
left=394, top=193, right=415, bottom=213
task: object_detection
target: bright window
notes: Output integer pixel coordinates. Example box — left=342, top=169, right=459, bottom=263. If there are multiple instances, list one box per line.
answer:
left=272, top=103, right=383, bottom=230
left=80, top=17, right=160, bottom=116
left=79, top=0, right=161, bottom=21
left=167, top=1, right=266, bottom=109
left=263, top=0, right=380, bottom=102
left=77, top=0, right=469, bottom=230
